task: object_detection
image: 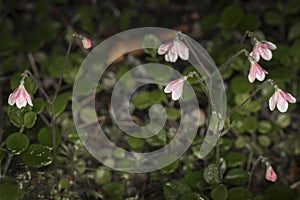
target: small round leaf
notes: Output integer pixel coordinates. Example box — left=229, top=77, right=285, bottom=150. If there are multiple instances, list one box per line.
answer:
left=6, top=133, right=30, bottom=155
left=23, top=112, right=37, bottom=128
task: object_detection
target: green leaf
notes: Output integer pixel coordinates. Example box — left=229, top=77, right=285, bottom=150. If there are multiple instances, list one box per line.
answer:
left=142, top=34, right=161, bottom=57
left=6, top=133, right=30, bottom=155
left=145, top=128, right=167, bottom=146
left=167, top=107, right=180, bottom=120
left=258, top=135, right=271, bottom=147
left=203, top=164, right=220, bottom=185
left=76, top=159, right=86, bottom=174
left=0, top=183, right=24, bottom=200
left=180, top=192, right=205, bottom=200
left=288, top=22, right=300, bottom=41
left=264, top=11, right=283, bottom=26
left=37, top=127, right=60, bottom=147
left=220, top=5, right=244, bottom=29
left=7, top=106, right=23, bottom=128
left=21, top=144, right=53, bottom=168
left=58, top=177, right=69, bottom=191
left=201, top=14, right=219, bottom=30
left=164, top=180, right=191, bottom=200
left=47, top=92, right=71, bottom=117
left=242, top=116, right=258, bottom=133
left=235, top=136, right=250, bottom=149
left=79, top=107, right=96, bottom=123
left=161, top=159, right=179, bottom=174
left=239, top=13, right=260, bottom=32
left=275, top=113, right=291, bottom=128
left=127, top=136, right=145, bottom=149
left=230, top=76, right=253, bottom=94
left=224, top=168, right=249, bottom=185
left=24, top=77, right=38, bottom=95
left=102, top=182, right=125, bottom=197
left=225, top=152, right=247, bottom=168
left=132, top=90, right=165, bottom=109
left=95, top=167, right=111, bottom=185
left=23, top=112, right=37, bottom=128
left=258, top=120, right=272, bottom=134
left=211, top=184, right=228, bottom=200
left=32, top=98, right=46, bottom=114
left=265, top=185, right=296, bottom=200
left=183, top=171, right=203, bottom=188
left=228, top=187, right=252, bottom=200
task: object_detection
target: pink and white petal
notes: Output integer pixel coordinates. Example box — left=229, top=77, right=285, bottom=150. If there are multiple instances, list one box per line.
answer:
left=164, top=80, right=179, bottom=93
left=158, top=42, right=172, bottom=55
left=269, top=94, right=276, bottom=111
left=277, top=97, right=289, bottom=113
left=27, top=96, right=33, bottom=106
left=248, top=72, right=256, bottom=83
left=82, top=38, right=92, bottom=49
left=177, top=41, right=189, bottom=60
left=171, top=83, right=184, bottom=100
left=249, top=51, right=260, bottom=62
left=165, top=54, right=170, bottom=62
left=266, top=42, right=277, bottom=50
left=167, top=52, right=178, bottom=63
left=8, top=93, right=16, bottom=105
left=16, top=96, right=27, bottom=109
left=256, top=71, right=265, bottom=81
left=261, top=49, right=272, bottom=61
left=286, top=93, right=296, bottom=103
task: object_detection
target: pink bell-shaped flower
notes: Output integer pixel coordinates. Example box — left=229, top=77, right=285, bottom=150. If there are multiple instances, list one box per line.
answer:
left=158, top=40, right=189, bottom=63
left=164, top=76, right=187, bottom=101
left=269, top=87, right=296, bottom=113
left=8, top=80, right=33, bottom=109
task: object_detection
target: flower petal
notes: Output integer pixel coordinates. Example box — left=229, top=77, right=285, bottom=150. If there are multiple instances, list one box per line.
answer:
left=158, top=42, right=172, bottom=55
left=266, top=42, right=277, bottom=50
left=261, top=49, right=272, bottom=61
left=269, top=93, right=277, bottom=111
left=249, top=51, right=260, bottom=62
left=167, top=52, right=178, bottom=63
left=171, top=82, right=184, bottom=100
left=177, top=41, right=189, bottom=60
left=286, top=93, right=296, bottom=103
left=8, top=93, right=16, bottom=105
left=277, top=96, right=289, bottom=113
left=16, top=95, right=27, bottom=109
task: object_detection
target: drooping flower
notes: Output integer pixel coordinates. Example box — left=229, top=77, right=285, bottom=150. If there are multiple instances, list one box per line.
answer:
left=81, top=36, right=92, bottom=49
left=8, top=80, right=33, bottom=109
left=158, top=40, right=189, bottom=63
left=164, top=76, right=187, bottom=100
left=250, top=40, right=277, bottom=62
left=265, top=164, right=277, bottom=182
left=248, top=59, right=268, bottom=83
left=269, top=87, right=296, bottom=113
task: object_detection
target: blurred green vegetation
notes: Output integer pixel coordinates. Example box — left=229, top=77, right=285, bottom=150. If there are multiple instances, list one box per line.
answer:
left=0, top=0, right=299, bottom=199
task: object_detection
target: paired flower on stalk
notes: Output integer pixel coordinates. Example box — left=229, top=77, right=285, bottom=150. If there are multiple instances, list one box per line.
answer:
left=247, top=40, right=276, bottom=83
